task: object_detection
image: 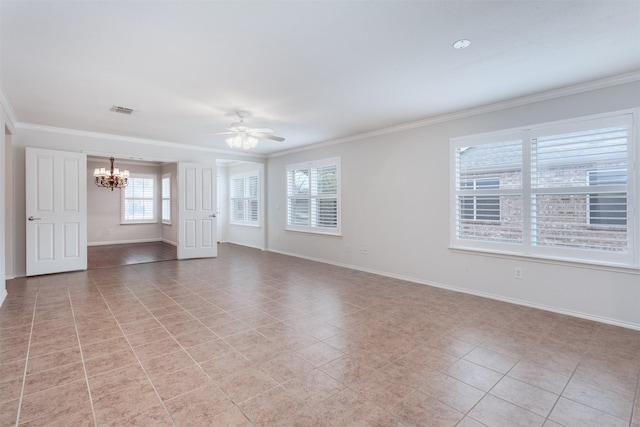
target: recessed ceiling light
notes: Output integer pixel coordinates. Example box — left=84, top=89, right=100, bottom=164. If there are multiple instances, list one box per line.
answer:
left=453, top=39, right=471, bottom=50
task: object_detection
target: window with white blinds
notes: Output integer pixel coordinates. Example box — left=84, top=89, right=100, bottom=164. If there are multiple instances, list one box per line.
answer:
left=451, top=112, right=637, bottom=267
left=121, top=174, right=157, bottom=223
left=286, top=157, right=341, bottom=235
left=229, top=171, right=260, bottom=226
left=161, top=174, right=171, bottom=224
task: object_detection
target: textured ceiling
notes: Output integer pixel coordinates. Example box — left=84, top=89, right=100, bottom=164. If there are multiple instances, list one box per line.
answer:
left=1, top=0, right=639, bottom=155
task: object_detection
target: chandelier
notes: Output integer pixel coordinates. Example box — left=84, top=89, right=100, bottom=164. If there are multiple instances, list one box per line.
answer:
left=226, top=132, right=259, bottom=150
left=93, top=157, right=129, bottom=191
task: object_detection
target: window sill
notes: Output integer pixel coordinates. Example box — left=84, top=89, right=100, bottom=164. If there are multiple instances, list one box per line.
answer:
left=230, top=223, right=261, bottom=228
left=285, top=227, right=342, bottom=237
left=448, top=246, right=640, bottom=275
left=120, top=221, right=158, bottom=225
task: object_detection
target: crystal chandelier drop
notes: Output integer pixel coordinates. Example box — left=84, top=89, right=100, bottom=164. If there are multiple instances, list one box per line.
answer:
left=226, top=132, right=259, bottom=150
left=93, top=157, right=130, bottom=191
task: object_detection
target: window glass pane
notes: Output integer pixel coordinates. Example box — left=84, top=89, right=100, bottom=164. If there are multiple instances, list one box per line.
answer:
left=288, top=198, right=309, bottom=225
left=229, top=172, right=259, bottom=225
left=123, top=175, right=156, bottom=222
left=289, top=170, right=309, bottom=195
left=457, top=195, right=521, bottom=243
left=532, top=126, right=627, bottom=188
left=533, top=194, right=627, bottom=251
left=458, top=140, right=522, bottom=189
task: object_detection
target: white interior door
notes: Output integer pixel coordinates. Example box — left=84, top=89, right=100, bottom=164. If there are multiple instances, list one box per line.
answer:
left=26, top=147, right=87, bottom=276
left=177, top=162, right=217, bottom=259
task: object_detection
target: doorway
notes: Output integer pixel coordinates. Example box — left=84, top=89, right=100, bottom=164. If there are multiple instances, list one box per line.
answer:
left=87, top=156, right=178, bottom=269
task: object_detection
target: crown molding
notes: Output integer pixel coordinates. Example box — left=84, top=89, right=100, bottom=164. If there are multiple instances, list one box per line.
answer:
left=0, top=89, right=18, bottom=127
left=14, top=122, right=266, bottom=159
left=268, top=71, right=640, bottom=158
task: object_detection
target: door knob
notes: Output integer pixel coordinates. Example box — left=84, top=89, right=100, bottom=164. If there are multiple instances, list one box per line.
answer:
left=209, top=214, right=217, bottom=218
left=28, top=216, right=42, bottom=221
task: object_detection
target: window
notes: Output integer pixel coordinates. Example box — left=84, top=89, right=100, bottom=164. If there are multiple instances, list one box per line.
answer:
left=286, top=157, right=340, bottom=235
left=230, top=171, right=260, bottom=226
left=122, top=174, right=157, bottom=223
left=460, top=177, right=501, bottom=221
left=162, top=173, right=171, bottom=224
left=451, top=113, right=636, bottom=267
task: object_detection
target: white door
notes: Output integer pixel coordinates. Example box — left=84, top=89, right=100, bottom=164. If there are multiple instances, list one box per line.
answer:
left=26, top=147, right=87, bottom=276
left=177, top=162, right=217, bottom=259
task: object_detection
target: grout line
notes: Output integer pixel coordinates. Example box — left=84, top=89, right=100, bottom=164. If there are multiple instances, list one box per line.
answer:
left=93, top=283, right=178, bottom=427
left=14, top=293, right=39, bottom=427
left=67, top=288, right=98, bottom=427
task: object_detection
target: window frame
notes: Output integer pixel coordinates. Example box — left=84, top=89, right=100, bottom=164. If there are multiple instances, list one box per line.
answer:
left=286, top=157, right=341, bottom=236
left=121, top=173, right=158, bottom=224
left=450, top=111, right=638, bottom=269
left=229, top=170, right=261, bottom=227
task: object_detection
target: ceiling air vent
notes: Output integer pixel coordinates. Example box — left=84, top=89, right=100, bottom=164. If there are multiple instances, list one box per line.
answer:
left=110, top=105, right=134, bottom=115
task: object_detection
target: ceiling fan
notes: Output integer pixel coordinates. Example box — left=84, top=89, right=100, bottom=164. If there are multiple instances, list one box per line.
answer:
left=220, top=111, right=285, bottom=150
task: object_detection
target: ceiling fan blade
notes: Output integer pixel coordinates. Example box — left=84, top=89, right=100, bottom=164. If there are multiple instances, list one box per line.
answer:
left=250, top=131, right=285, bottom=142
left=213, top=131, right=235, bottom=135
left=249, top=128, right=274, bottom=133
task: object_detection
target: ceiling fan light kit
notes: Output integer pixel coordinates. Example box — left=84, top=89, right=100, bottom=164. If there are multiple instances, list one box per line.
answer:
left=226, top=133, right=259, bottom=150
left=222, top=111, right=285, bottom=150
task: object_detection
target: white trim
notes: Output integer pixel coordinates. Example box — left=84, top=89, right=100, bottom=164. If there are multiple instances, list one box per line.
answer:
left=0, top=288, right=7, bottom=308
left=266, top=247, right=640, bottom=331
left=162, top=239, right=177, bottom=246
left=269, top=72, right=640, bottom=158
left=5, top=72, right=638, bottom=159
left=88, top=238, right=163, bottom=246
left=16, top=122, right=266, bottom=158
left=0, top=90, right=18, bottom=127
left=225, top=240, right=266, bottom=251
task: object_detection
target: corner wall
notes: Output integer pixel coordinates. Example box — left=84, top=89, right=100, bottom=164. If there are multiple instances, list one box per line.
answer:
left=266, top=81, right=640, bottom=329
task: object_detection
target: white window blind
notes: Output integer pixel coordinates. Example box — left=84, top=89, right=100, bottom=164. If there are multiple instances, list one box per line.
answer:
left=122, top=174, right=157, bottom=223
left=229, top=171, right=260, bottom=226
left=286, top=157, right=340, bottom=235
left=162, top=174, right=171, bottom=224
left=531, top=124, right=629, bottom=254
left=451, top=112, right=637, bottom=267
left=455, top=139, right=523, bottom=244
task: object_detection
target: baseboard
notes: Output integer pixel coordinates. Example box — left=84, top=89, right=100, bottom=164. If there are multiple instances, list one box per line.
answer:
left=88, top=238, right=163, bottom=246
left=0, top=287, right=7, bottom=308
left=267, top=248, right=640, bottom=331
left=225, top=241, right=266, bottom=251
left=162, top=239, right=177, bottom=246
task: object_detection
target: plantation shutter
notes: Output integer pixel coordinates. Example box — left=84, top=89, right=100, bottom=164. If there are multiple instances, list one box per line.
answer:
left=286, top=158, right=341, bottom=234
left=531, top=121, right=629, bottom=252
left=122, top=175, right=156, bottom=222
left=162, top=174, right=171, bottom=223
left=455, top=139, right=523, bottom=244
left=230, top=172, right=260, bottom=225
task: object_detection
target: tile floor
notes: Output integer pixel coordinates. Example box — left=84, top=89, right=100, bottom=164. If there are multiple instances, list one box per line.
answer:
left=1, top=243, right=639, bottom=426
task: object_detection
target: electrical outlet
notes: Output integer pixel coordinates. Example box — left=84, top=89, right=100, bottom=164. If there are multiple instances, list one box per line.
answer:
left=360, top=247, right=368, bottom=255
left=514, top=267, right=523, bottom=280
left=106, top=228, right=112, bottom=236
left=346, top=245, right=351, bottom=253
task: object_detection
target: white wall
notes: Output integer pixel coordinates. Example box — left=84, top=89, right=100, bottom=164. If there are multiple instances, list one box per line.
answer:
left=0, top=112, right=7, bottom=304
left=88, top=159, right=163, bottom=245
left=266, top=81, right=640, bottom=329
left=225, top=161, right=266, bottom=250
left=4, top=125, right=12, bottom=281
